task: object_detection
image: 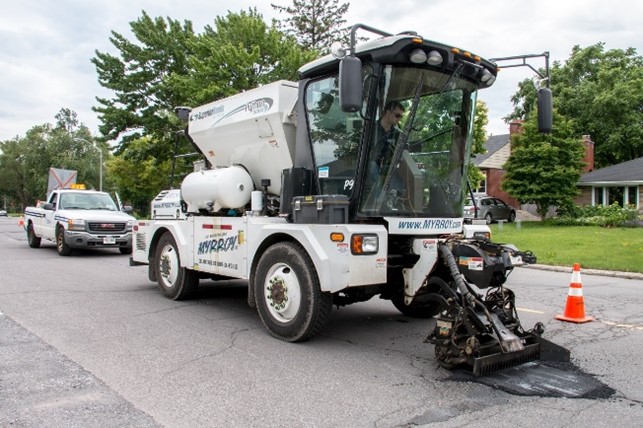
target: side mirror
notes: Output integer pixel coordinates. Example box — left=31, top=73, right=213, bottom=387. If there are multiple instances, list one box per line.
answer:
left=122, top=205, right=133, bottom=213
left=537, top=88, right=553, bottom=133
left=43, top=203, right=55, bottom=211
left=339, top=56, right=363, bottom=112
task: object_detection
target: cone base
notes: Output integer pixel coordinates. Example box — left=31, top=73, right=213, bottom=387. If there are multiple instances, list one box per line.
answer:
left=555, top=314, right=594, bottom=323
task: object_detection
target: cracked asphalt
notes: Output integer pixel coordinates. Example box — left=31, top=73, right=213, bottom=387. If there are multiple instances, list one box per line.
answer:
left=1, top=217, right=642, bottom=426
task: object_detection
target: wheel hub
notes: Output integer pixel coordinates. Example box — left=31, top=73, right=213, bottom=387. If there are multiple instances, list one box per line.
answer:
left=267, top=277, right=288, bottom=310
left=160, top=255, right=171, bottom=278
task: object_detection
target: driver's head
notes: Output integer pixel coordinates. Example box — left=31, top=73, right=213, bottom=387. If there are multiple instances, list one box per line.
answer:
left=381, top=100, right=405, bottom=130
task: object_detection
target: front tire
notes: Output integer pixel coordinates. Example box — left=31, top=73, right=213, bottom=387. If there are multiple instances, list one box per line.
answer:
left=155, top=232, right=198, bottom=300
left=253, top=242, right=332, bottom=342
left=508, top=211, right=516, bottom=223
left=27, top=222, right=41, bottom=248
left=56, top=226, right=72, bottom=256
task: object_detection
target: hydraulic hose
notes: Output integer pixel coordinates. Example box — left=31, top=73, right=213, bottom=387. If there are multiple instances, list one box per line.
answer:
left=438, top=242, right=475, bottom=304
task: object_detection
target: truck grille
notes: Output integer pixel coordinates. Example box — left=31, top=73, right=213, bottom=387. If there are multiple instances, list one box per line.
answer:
left=88, top=222, right=127, bottom=233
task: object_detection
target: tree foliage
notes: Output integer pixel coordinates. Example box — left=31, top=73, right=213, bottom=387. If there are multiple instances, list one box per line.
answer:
left=0, top=109, right=107, bottom=210
left=468, top=100, right=488, bottom=188
left=171, top=9, right=317, bottom=106
left=92, top=11, right=197, bottom=154
left=271, top=0, right=350, bottom=52
left=505, top=43, right=643, bottom=167
left=105, top=136, right=175, bottom=215
left=501, top=113, right=585, bottom=219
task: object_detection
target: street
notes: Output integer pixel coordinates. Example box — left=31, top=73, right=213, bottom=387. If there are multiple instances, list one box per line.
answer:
left=1, top=216, right=642, bottom=427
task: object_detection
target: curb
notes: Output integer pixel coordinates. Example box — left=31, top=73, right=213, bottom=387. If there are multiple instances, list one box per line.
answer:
left=521, top=264, right=643, bottom=280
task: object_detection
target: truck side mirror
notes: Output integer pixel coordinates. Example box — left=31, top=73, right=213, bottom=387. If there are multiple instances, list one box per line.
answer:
left=43, top=203, right=55, bottom=211
left=537, top=88, right=553, bottom=133
left=339, top=56, right=363, bottom=112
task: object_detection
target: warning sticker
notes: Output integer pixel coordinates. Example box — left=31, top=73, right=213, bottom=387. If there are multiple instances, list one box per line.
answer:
left=468, top=257, right=483, bottom=271
left=337, top=243, right=349, bottom=255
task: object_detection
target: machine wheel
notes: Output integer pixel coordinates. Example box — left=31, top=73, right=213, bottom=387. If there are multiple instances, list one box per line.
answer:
left=253, top=242, right=332, bottom=342
left=391, top=276, right=449, bottom=318
left=392, top=294, right=440, bottom=318
left=56, top=226, right=72, bottom=256
left=119, top=247, right=133, bottom=255
left=27, top=222, right=41, bottom=248
left=508, top=211, right=516, bottom=223
left=155, top=232, right=198, bottom=300
left=485, top=212, right=493, bottom=224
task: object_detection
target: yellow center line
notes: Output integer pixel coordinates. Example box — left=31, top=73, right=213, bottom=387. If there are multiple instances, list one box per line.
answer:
left=517, top=307, right=545, bottom=314
left=602, top=320, right=643, bottom=330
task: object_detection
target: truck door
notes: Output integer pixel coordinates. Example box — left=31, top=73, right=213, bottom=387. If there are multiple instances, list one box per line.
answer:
left=42, top=191, right=60, bottom=239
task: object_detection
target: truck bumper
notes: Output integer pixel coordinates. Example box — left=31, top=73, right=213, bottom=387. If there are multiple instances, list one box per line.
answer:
left=64, top=230, right=132, bottom=250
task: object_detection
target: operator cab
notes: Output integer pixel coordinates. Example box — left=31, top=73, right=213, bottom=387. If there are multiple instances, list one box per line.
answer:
left=298, top=25, right=496, bottom=222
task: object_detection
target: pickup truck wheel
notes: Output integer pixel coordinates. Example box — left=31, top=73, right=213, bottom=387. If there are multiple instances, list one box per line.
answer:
left=56, top=226, right=72, bottom=256
left=155, top=232, right=198, bottom=300
left=254, top=242, right=332, bottom=342
left=27, top=222, right=41, bottom=248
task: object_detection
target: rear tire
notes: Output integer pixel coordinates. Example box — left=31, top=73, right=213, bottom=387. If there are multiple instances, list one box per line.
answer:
left=155, top=232, right=198, bottom=300
left=27, top=222, right=41, bottom=248
left=485, top=213, right=493, bottom=224
left=56, top=226, right=72, bottom=256
left=253, top=242, right=332, bottom=342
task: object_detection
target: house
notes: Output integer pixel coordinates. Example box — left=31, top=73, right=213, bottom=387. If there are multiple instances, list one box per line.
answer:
left=473, top=121, right=598, bottom=216
left=471, top=121, right=523, bottom=208
left=576, top=157, right=643, bottom=215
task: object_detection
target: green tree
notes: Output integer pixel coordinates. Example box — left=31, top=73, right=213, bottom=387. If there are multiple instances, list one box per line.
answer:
left=173, top=8, right=317, bottom=106
left=93, top=9, right=317, bottom=209
left=468, top=100, right=488, bottom=189
left=501, top=113, right=585, bottom=219
left=506, top=44, right=643, bottom=167
left=106, top=136, right=175, bottom=215
left=92, top=11, right=197, bottom=154
left=271, top=0, right=350, bottom=52
left=0, top=109, right=107, bottom=209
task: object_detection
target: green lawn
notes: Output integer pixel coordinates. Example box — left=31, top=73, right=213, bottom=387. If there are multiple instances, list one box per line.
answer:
left=489, top=222, right=643, bottom=273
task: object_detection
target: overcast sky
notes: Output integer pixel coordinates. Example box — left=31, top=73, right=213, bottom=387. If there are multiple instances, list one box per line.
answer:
left=1, top=0, right=640, bottom=142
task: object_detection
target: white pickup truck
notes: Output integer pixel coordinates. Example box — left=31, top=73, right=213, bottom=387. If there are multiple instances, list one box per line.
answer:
left=24, top=188, right=136, bottom=256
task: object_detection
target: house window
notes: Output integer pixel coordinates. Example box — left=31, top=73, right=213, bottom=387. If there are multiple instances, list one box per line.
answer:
left=627, top=186, right=639, bottom=208
left=474, top=174, right=487, bottom=194
left=608, top=187, right=624, bottom=206
left=594, top=187, right=604, bottom=205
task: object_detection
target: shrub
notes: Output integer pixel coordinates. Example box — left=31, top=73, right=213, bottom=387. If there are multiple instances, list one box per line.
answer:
left=549, top=203, right=639, bottom=227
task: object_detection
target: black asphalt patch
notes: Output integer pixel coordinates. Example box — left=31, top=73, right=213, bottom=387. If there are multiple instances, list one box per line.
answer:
left=447, top=361, right=616, bottom=399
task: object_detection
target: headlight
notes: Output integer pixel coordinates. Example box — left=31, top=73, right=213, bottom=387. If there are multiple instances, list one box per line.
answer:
left=351, top=234, right=378, bottom=255
left=126, top=220, right=135, bottom=231
left=67, top=219, right=85, bottom=231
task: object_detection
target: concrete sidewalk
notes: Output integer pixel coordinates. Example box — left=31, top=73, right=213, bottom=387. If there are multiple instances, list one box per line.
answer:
left=522, top=263, right=643, bottom=280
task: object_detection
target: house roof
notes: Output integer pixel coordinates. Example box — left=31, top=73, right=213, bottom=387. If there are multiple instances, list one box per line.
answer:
left=579, top=157, right=643, bottom=185
left=473, top=134, right=510, bottom=169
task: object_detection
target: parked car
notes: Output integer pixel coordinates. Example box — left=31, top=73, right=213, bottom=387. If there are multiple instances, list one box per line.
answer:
left=0, top=209, right=7, bottom=217
left=464, top=196, right=516, bottom=223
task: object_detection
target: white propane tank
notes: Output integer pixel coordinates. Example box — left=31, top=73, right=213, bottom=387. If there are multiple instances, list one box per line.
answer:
left=181, top=166, right=254, bottom=213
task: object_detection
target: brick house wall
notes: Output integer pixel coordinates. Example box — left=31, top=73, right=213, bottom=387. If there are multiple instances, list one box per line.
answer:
left=486, top=169, right=520, bottom=208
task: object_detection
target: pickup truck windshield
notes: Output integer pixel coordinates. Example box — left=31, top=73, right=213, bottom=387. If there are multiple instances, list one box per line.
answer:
left=58, top=193, right=119, bottom=211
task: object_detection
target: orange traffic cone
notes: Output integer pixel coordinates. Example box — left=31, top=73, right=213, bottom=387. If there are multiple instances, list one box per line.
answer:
left=18, top=216, right=25, bottom=228
left=555, top=263, right=593, bottom=323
